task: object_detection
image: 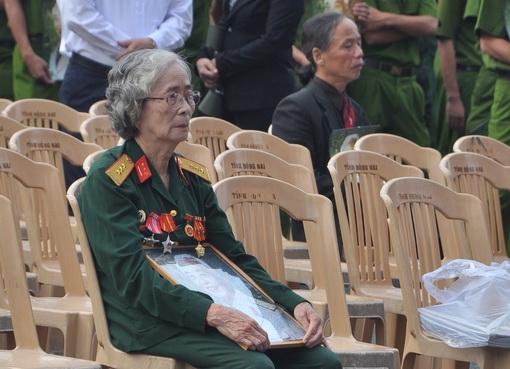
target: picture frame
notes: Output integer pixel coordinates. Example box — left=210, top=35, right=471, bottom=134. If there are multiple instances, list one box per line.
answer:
left=144, top=243, right=306, bottom=348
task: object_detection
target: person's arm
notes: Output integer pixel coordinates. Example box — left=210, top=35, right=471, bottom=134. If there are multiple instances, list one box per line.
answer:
left=352, top=2, right=438, bottom=45
left=215, top=0, right=304, bottom=76
left=209, top=0, right=222, bottom=25
left=479, top=32, right=510, bottom=65
left=4, top=0, right=53, bottom=83
left=438, top=38, right=465, bottom=131
left=116, top=0, right=193, bottom=59
left=272, top=94, right=334, bottom=198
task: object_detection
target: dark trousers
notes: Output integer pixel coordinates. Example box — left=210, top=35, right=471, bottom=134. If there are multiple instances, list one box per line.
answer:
left=59, top=54, right=110, bottom=196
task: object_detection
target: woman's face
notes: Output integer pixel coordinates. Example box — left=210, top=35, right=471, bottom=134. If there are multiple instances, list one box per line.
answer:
left=314, top=18, right=364, bottom=89
left=137, top=63, right=194, bottom=144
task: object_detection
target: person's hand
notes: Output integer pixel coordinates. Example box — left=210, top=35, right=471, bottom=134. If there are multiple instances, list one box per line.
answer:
left=352, top=2, right=370, bottom=24
left=115, top=37, right=155, bottom=60
left=446, top=96, right=466, bottom=132
left=196, top=58, right=220, bottom=89
left=206, top=303, right=270, bottom=351
left=293, top=302, right=325, bottom=348
left=24, top=52, right=53, bottom=84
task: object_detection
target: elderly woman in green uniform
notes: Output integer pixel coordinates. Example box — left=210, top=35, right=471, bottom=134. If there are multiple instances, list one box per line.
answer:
left=78, top=48, right=341, bottom=369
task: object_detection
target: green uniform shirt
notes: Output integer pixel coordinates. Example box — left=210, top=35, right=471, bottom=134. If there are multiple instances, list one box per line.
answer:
left=437, top=0, right=481, bottom=67
left=79, top=139, right=305, bottom=352
left=476, top=0, right=510, bottom=73
left=362, top=0, right=438, bottom=66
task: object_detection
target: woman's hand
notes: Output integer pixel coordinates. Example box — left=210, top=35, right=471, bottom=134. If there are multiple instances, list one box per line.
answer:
left=206, top=303, right=270, bottom=351
left=294, top=302, right=326, bottom=348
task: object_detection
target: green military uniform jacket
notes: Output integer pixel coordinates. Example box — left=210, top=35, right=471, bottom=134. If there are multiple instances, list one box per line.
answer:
left=79, top=139, right=306, bottom=352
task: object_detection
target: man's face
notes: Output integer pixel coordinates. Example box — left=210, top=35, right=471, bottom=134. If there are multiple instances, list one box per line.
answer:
left=315, top=18, right=364, bottom=88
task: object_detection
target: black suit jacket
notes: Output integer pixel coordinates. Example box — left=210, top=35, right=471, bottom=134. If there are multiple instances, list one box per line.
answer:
left=198, top=0, right=304, bottom=112
left=272, top=79, right=370, bottom=201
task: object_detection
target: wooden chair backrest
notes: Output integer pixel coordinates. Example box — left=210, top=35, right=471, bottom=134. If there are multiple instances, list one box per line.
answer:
left=440, top=152, right=510, bottom=262
left=0, top=148, right=86, bottom=295
left=188, top=116, right=241, bottom=158
left=355, top=133, right=444, bottom=184
left=453, top=134, right=510, bottom=166
left=80, top=115, right=120, bottom=149
left=83, top=149, right=106, bottom=174
left=212, top=175, right=355, bottom=339
left=176, top=140, right=218, bottom=184
left=0, top=98, right=13, bottom=112
left=227, top=130, right=315, bottom=178
left=327, top=150, right=423, bottom=294
left=214, top=148, right=316, bottom=193
left=0, top=115, right=26, bottom=148
left=9, top=127, right=102, bottom=193
left=3, top=98, right=90, bottom=133
left=88, top=99, right=108, bottom=116
left=67, top=178, right=195, bottom=369
left=0, top=195, right=40, bottom=350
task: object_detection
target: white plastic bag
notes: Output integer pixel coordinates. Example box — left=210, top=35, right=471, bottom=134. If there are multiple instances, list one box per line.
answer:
left=418, top=259, right=510, bottom=348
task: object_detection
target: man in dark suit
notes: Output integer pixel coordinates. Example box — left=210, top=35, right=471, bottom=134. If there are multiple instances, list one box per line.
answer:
left=196, top=0, right=304, bottom=131
left=272, top=11, right=370, bottom=251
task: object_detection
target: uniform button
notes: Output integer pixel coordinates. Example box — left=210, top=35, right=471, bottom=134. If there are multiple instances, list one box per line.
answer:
left=170, top=210, right=177, bottom=216
left=228, top=27, right=232, bottom=32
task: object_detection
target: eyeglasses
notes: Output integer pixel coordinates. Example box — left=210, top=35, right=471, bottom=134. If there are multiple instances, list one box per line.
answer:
left=146, top=91, right=201, bottom=107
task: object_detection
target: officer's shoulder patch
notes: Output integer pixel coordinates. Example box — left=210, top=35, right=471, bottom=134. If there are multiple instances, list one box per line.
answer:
left=105, top=154, right=135, bottom=186
left=176, top=156, right=211, bottom=183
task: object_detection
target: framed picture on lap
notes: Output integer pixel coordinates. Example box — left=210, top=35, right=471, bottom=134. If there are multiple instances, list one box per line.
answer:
left=144, top=243, right=306, bottom=348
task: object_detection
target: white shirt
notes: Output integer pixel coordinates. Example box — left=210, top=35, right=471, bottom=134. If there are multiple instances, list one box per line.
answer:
left=62, top=0, right=193, bottom=66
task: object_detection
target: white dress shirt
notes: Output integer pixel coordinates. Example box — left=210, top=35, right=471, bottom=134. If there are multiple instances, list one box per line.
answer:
left=63, top=0, right=193, bottom=66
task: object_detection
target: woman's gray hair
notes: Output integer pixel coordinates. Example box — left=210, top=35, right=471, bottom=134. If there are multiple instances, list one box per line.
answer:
left=105, top=49, right=191, bottom=140
left=297, top=11, right=348, bottom=86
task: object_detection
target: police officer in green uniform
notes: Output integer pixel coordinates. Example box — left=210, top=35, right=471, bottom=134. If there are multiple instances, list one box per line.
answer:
left=0, top=0, right=14, bottom=100
left=464, top=0, right=496, bottom=135
left=434, top=0, right=482, bottom=155
left=5, top=0, right=60, bottom=100
left=79, top=49, right=342, bottom=369
left=476, top=0, right=510, bottom=257
left=348, top=0, right=438, bottom=147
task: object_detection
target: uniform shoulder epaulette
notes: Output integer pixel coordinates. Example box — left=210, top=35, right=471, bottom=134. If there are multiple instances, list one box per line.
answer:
left=176, top=156, right=211, bottom=183
left=105, top=154, right=135, bottom=186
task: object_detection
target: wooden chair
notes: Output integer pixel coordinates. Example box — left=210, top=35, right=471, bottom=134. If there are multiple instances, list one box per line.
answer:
left=188, top=116, right=241, bottom=158
left=2, top=98, right=90, bottom=133
left=88, top=99, right=107, bottom=116
left=0, top=195, right=101, bottom=368
left=83, top=149, right=106, bottom=174
left=354, top=133, right=445, bottom=184
left=0, top=152, right=96, bottom=360
left=80, top=115, right=120, bottom=149
left=328, top=150, right=425, bottom=353
left=453, top=134, right=510, bottom=166
left=176, top=140, right=218, bottom=184
left=8, top=127, right=102, bottom=196
left=214, top=148, right=317, bottom=288
left=0, top=98, right=13, bottom=112
left=213, top=175, right=399, bottom=368
left=0, top=115, right=26, bottom=148
left=226, top=130, right=316, bottom=188
left=380, top=177, right=508, bottom=369
left=67, top=178, right=196, bottom=369
left=440, top=152, right=510, bottom=262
